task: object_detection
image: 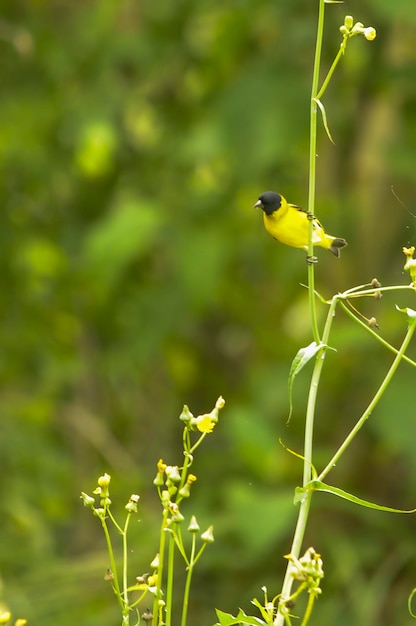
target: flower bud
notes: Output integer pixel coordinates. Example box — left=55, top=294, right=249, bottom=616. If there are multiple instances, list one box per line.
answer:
left=364, top=27, right=376, bottom=41
left=136, top=573, right=150, bottom=585
left=125, top=493, right=140, bottom=513
left=169, top=502, right=185, bottom=523
left=96, top=473, right=111, bottom=499
left=97, top=473, right=111, bottom=488
left=150, top=553, right=160, bottom=569
left=201, top=525, right=215, bottom=543
left=215, top=396, right=225, bottom=410
left=161, top=490, right=170, bottom=506
left=343, top=15, right=354, bottom=30
left=165, top=466, right=181, bottom=483
left=187, top=515, right=200, bottom=533
left=179, top=405, right=194, bottom=426
left=80, top=492, right=95, bottom=508
left=179, top=474, right=197, bottom=498
left=368, top=317, right=378, bottom=328
left=147, top=573, right=158, bottom=588
left=351, top=21, right=364, bottom=34
left=153, top=459, right=166, bottom=486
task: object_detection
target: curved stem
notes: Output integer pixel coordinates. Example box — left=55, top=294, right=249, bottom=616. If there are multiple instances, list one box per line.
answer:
left=318, top=316, right=416, bottom=482
left=315, top=36, right=347, bottom=101
left=101, top=517, right=125, bottom=616
left=339, top=300, right=416, bottom=368
left=181, top=534, right=197, bottom=626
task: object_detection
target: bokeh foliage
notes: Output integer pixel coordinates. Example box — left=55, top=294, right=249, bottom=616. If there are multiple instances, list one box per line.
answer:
left=1, top=0, right=416, bottom=624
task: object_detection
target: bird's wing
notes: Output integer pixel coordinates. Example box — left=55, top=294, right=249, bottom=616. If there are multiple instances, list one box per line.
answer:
left=289, top=203, right=307, bottom=214
left=289, top=203, right=325, bottom=231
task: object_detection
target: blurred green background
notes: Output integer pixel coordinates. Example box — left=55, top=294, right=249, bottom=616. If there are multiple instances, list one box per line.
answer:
left=1, top=0, right=416, bottom=624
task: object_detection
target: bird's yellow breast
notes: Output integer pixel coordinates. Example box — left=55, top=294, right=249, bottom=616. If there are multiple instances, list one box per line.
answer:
left=263, top=203, right=327, bottom=251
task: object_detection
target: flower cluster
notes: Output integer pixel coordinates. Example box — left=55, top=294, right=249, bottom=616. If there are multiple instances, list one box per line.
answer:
left=179, top=396, right=225, bottom=433
left=80, top=473, right=140, bottom=518
left=285, top=547, right=324, bottom=592
left=340, top=15, right=376, bottom=41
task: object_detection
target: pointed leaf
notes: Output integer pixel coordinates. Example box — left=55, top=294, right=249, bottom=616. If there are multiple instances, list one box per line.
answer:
left=314, top=98, right=335, bottom=144
left=297, top=480, right=416, bottom=513
left=214, top=608, right=266, bottom=626
left=396, top=305, right=416, bottom=318
left=287, top=342, right=323, bottom=424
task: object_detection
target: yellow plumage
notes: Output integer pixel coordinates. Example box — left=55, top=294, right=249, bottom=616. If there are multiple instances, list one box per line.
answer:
left=254, top=191, right=347, bottom=257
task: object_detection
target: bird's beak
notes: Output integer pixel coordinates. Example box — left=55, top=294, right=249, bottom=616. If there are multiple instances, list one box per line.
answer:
left=253, top=200, right=263, bottom=209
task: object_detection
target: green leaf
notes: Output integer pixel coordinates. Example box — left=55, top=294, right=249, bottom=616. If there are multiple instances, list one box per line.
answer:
left=287, top=342, right=323, bottom=424
left=314, top=98, right=335, bottom=144
left=214, top=608, right=266, bottom=626
left=251, top=597, right=274, bottom=624
left=396, top=305, right=416, bottom=318
left=296, top=480, right=416, bottom=513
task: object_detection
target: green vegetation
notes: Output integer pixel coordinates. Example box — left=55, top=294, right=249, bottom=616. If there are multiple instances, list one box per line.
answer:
left=1, top=1, right=416, bottom=625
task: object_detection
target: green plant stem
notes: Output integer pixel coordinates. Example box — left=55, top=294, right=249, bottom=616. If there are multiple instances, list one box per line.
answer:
left=274, top=297, right=338, bottom=626
left=100, top=517, right=125, bottom=617
left=165, top=532, right=176, bottom=626
left=152, top=511, right=168, bottom=626
left=342, top=284, right=414, bottom=297
left=122, top=514, right=132, bottom=619
left=275, top=291, right=415, bottom=626
left=315, top=35, right=348, bottom=101
left=318, top=315, right=416, bottom=482
left=274, top=5, right=327, bottom=624
left=274, top=495, right=311, bottom=626
left=300, top=592, right=316, bottom=626
left=307, top=0, right=325, bottom=345
left=180, top=534, right=197, bottom=626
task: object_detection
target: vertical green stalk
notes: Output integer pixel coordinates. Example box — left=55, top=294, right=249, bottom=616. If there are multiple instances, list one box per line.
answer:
left=274, top=296, right=337, bottom=626
left=165, top=532, right=176, bottom=626
left=307, top=0, right=325, bottom=345
left=152, top=511, right=169, bottom=626
left=274, top=4, right=327, bottom=624
left=122, top=514, right=131, bottom=623
left=100, top=517, right=126, bottom=619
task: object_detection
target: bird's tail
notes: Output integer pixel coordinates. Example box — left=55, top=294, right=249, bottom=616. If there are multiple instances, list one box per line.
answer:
left=328, top=237, right=348, bottom=258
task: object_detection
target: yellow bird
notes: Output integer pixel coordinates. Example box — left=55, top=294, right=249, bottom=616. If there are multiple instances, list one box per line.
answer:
left=254, top=191, right=347, bottom=257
